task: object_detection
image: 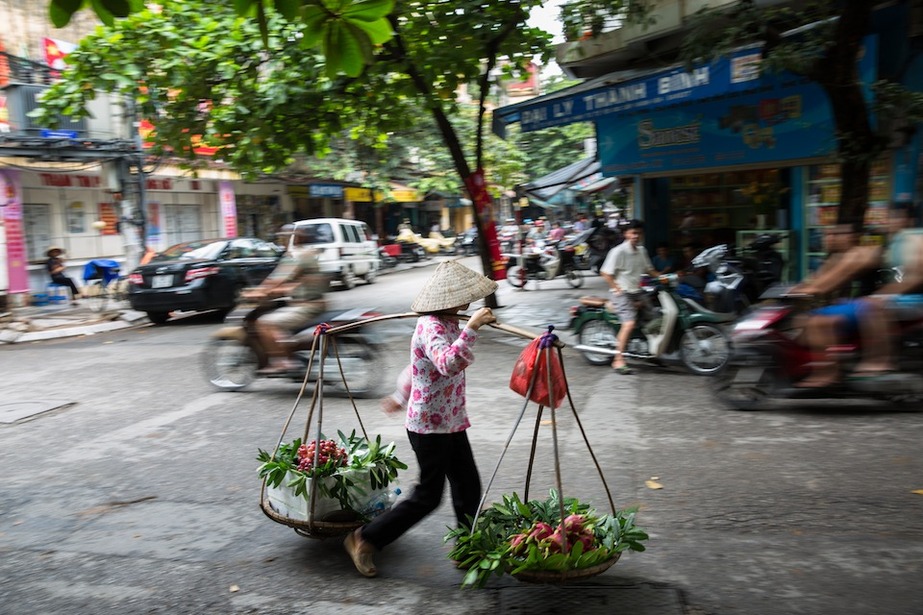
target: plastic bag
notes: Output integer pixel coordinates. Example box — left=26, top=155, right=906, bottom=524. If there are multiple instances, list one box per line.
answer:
left=509, top=326, right=567, bottom=408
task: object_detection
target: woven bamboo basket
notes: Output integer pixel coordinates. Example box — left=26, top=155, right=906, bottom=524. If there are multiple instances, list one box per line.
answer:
left=511, top=552, right=621, bottom=584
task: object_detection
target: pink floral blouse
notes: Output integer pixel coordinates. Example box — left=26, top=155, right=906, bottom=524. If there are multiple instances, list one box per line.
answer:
left=392, top=315, right=479, bottom=434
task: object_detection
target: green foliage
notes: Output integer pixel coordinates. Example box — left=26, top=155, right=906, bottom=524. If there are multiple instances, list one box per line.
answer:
left=445, top=490, right=648, bottom=589
left=257, top=430, right=407, bottom=517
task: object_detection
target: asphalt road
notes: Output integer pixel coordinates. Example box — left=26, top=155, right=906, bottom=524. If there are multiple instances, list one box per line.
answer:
left=2, top=261, right=922, bottom=614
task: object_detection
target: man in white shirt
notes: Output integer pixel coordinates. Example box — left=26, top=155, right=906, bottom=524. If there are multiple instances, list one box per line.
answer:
left=599, top=219, right=658, bottom=374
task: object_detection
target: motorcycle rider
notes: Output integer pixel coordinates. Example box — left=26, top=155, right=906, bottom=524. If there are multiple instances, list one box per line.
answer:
left=241, top=225, right=330, bottom=374
left=849, top=201, right=923, bottom=380
left=793, top=223, right=882, bottom=387
left=599, top=219, right=658, bottom=374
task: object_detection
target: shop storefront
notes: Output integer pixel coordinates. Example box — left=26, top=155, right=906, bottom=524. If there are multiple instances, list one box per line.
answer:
left=2, top=167, right=232, bottom=295
left=495, top=20, right=922, bottom=282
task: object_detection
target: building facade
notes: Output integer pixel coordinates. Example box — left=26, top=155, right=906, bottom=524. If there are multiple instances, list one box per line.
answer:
left=495, top=0, right=923, bottom=281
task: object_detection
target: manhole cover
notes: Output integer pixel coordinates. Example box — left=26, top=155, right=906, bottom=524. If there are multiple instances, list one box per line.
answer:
left=497, top=583, right=685, bottom=614
left=0, top=400, right=75, bottom=424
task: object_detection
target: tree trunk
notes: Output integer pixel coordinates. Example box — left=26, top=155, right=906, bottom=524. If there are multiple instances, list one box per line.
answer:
left=388, top=18, right=500, bottom=308
left=810, top=2, right=877, bottom=228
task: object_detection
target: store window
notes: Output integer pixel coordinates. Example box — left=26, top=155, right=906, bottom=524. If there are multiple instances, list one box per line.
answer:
left=24, top=203, right=52, bottom=261
left=804, top=158, right=889, bottom=275
left=669, top=169, right=785, bottom=249
left=66, top=201, right=86, bottom=233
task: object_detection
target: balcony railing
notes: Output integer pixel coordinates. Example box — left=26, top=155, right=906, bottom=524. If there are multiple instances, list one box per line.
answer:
left=0, top=51, right=58, bottom=88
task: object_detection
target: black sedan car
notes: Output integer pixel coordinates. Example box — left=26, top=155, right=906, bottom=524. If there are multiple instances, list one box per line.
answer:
left=127, top=237, right=283, bottom=323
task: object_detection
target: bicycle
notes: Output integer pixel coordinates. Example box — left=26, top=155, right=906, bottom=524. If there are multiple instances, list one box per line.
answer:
left=82, top=259, right=124, bottom=313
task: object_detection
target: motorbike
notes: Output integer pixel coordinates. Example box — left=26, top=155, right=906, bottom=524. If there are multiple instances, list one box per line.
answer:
left=569, top=273, right=735, bottom=375
left=203, top=300, right=385, bottom=396
left=390, top=233, right=427, bottom=262
left=680, top=235, right=785, bottom=315
left=712, top=286, right=923, bottom=410
left=427, top=231, right=458, bottom=254
left=377, top=245, right=398, bottom=269
left=456, top=228, right=478, bottom=255
left=504, top=240, right=584, bottom=289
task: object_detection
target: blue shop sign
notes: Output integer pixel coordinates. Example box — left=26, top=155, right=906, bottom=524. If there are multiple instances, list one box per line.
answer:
left=520, top=46, right=767, bottom=132
left=597, top=36, right=877, bottom=174
left=309, top=183, right=344, bottom=198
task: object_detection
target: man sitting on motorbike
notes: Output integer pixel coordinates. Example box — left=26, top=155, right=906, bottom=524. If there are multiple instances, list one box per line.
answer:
left=793, top=223, right=884, bottom=387
left=599, top=219, right=659, bottom=375
left=242, top=225, right=330, bottom=374
left=849, top=201, right=923, bottom=381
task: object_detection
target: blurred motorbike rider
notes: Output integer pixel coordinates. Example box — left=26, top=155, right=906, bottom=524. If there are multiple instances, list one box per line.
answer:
left=850, top=201, right=923, bottom=380
left=792, top=223, right=882, bottom=388
left=242, top=225, right=330, bottom=374
left=599, top=219, right=658, bottom=375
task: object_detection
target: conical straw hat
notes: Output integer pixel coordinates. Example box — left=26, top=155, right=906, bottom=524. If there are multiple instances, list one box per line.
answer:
left=411, top=261, right=499, bottom=313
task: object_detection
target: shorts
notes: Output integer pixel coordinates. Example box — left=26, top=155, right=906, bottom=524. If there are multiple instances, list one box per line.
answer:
left=810, top=300, right=868, bottom=333
left=259, top=305, right=323, bottom=332
left=610, top=290, right=642, bottom=323
left=886, top=294, right=923, bottom=320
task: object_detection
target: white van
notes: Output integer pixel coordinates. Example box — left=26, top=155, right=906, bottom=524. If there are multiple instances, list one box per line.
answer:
left=290, top=218, right=380, bottom=289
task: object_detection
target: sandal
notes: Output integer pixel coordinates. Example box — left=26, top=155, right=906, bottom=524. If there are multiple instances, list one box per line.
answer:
left=344, top=529, right=377, bottom=577
left=613, top=365, right=634, bottom=375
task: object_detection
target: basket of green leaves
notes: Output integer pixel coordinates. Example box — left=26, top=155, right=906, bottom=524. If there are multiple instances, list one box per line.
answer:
left=446, top=490, right=648, bottom=587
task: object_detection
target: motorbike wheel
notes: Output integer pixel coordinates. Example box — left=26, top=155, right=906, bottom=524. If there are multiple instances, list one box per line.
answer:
left=679, top=324, right=731, bottom=375
left=577, top=319, right=618, bottom=366
left=203, top=338, right=258, bottom=391
left=507, top=265, right=527, bottom=288
left=324, top=338, right=385, bottom=398
left=712, top=366, right=775, bottom=410
left=565, top=269, right=584, bottom=288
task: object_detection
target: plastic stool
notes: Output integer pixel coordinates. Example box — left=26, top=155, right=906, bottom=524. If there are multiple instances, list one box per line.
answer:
left=31, top=293, right=50, bottom=306
left=46, top=283, right=70, bottom=304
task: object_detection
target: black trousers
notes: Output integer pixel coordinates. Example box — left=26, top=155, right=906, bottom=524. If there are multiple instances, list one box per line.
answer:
left=361, top=429, right=481, bottom=551
left=50, top=274, right=80, bottom=298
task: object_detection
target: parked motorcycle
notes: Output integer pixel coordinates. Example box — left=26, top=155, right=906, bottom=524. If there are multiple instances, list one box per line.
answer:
left=712, top=287, right=923, bottom=410
left=457, top=228, right=479, bottom=255
left=505, top=240, right=584, bottom=289
left=203, top=300, right=384, bottom=396
left=378, top=245, right=398, bottom=269
left=569, top=273, right=734, bottom=375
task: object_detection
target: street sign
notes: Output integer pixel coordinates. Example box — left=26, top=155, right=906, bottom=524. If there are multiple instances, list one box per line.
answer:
left=40, top=129, right=78, bottom=139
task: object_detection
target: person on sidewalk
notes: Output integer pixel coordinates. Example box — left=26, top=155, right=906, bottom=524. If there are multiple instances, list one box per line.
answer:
left=240, top=226, right=329, bottom=374
left=598, top=219, right=658, bottom=375
left=45, top=247, right=81, bottom=305
left=344, top=261, right=497, bottom=578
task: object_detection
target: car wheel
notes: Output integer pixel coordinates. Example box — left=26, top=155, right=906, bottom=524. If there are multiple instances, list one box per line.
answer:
left=203, top=337, right=258, bottom=391
left=363, top=267, right=377, bottom=284
left=146, top=311, right=171, bottom=325
left=341, top=269, right=357, bottom=290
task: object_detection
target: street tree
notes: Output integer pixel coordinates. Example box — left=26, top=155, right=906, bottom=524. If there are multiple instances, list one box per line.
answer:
left=41, top=0, right=554, bottom=299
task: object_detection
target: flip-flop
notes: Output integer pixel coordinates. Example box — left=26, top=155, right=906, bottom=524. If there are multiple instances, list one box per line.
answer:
left=613, top=365, right=634, bottom=375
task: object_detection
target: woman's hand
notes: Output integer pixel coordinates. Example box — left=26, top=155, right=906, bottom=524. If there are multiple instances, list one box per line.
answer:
left=466, top=307, right=496, bottom=330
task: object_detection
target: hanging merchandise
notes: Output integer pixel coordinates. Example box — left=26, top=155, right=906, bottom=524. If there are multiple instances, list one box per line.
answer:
left=447, top=326, right=649, bottom=587
left=257, top=322, right=407, bottom=538
left=509, top=325, right=567, bottom=408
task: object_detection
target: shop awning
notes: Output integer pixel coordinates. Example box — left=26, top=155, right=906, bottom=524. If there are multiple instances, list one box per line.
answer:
left=519, top=156, right=600, bottom=201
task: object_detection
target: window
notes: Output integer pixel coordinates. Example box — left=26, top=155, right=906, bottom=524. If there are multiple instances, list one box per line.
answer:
left=66, top=201, right=86, bottom=233
left=344, top=224, right=361, bottom=243
left=24, top=204, right=52, bottom=261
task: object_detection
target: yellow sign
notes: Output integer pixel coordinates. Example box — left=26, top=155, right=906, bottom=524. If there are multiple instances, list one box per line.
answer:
left=391, top=188, right=420, bottom=202
left=345, top=187, right=386, bottom=202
